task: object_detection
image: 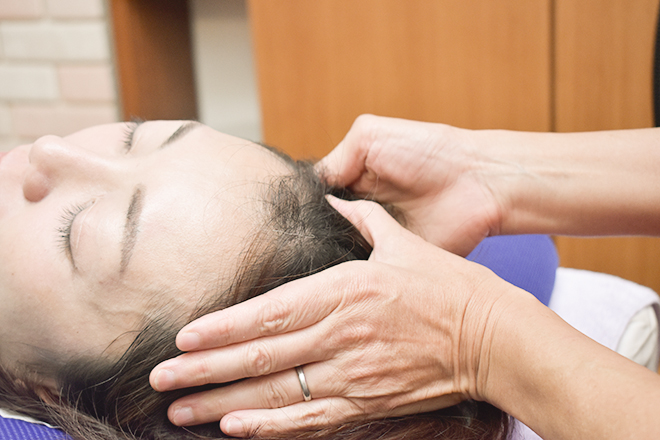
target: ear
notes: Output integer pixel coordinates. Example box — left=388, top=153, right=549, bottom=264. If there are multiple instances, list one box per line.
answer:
left=33, top=378, right=61, bottom=404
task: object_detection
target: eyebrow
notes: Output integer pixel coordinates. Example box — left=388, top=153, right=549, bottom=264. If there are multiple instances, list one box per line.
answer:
left=118, top=122, right=198, bottom=273
left=120, top=185, right=145, bottom=274
left=159, top=121, right=200, bottom=149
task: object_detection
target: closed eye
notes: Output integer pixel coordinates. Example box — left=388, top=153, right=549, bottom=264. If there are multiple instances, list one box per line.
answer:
left=123, top=120, right=144, bottom=153
left=57, top=201, right=93, bottom=268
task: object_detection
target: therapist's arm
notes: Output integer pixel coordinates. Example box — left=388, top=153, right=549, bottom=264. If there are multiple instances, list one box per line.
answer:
left=320, top=115, right=660, bottom=251
left=470, top=126, right=660, bottom=237
left=481, top=286, right=660, bottom=440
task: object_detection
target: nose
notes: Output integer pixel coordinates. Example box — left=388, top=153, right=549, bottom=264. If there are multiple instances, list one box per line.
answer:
left=23, top=135, right=114, bottom=202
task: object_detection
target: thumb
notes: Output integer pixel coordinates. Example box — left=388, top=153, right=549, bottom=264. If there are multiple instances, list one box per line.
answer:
left=315, top=138, right=366, bottom=187
left=326, top=196, right=418, bottom=255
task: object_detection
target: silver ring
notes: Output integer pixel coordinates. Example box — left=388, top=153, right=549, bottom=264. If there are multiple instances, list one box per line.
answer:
left=295, top=366, right=312, bottom=401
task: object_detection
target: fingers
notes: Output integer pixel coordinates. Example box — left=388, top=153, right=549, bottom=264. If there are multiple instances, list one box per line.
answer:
left=173, top=270, right=345, bottom=352
left=217, top=395, right=464, bottom=438
left=151, top=325, right=330, bottom=391
left=316, top=114, right=377, bottom=187
left=152, top=262, right=371, bottom=391
left=315, top=139, right=361, bottom=187
left=220, top=398, right=362, bottom=438
left=167, top=368, right=306, bottom=426
left=167, top=362, right=343, bottom=427
left=326, top=196, right=422, bottom=262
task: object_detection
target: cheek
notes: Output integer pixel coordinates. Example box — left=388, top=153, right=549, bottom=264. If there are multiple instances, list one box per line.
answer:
left=1, top=212, right=66, bottom=291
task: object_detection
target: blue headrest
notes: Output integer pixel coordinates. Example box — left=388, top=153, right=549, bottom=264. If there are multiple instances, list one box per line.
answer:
left=467, top=235, right=558, bottom=306
left=0, top=415, right=68, bottom=440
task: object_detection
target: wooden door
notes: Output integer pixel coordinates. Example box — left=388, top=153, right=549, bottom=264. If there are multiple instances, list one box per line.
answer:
left=110, top=0, right=197, bottom=121
left=553, top=0, right=660, bottom=292
left=249, top=0, right=552, bottom=158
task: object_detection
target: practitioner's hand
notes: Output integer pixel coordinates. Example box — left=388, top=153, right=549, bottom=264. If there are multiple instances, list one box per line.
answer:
left=150, top=197, right=525, bottom=437
left=317, top=114, right=505, bottom=256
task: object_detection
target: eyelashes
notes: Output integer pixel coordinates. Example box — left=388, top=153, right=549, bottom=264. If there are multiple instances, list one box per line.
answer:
left=58, top=121, right=144, bottom=265
left=122, top=120, right=143, bottom=153
left=57, top=201, right=93, bottom=265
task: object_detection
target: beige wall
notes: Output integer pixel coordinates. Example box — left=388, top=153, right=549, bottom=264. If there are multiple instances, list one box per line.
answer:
left=0, top=0, right=119, bottom=151
left=190, top=0, right=261, bottom=141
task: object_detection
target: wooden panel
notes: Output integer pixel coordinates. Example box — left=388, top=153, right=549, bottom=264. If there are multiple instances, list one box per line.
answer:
left=554, top=0, right=660, bottom=292
left=110, top=0, right=197, bottom=121
left=249, top=0, right=552, bottom=159
left=555, top=0, right=657, bottom=131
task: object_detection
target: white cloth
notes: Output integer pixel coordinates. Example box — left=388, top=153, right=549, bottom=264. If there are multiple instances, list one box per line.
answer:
left=0, top=408, right=56, bottom=428
left=512, top=268, right=660, bottom=440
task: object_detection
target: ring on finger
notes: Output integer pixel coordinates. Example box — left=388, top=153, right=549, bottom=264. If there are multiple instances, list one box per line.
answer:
left=295, top=366, right=312, bottom=402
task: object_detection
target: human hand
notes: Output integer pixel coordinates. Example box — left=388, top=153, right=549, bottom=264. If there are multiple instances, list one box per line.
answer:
left=318, top=114, right=505, bottom=256
left=150, top=197, right=519, bottom=437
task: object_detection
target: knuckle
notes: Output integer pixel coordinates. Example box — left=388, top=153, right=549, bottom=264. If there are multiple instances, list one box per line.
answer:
left=353, top=113, right=378, bottom=131
left=245, top=341, right=274, bottom=377
left=210, top=317, right=235, bottom=346
left=204, top=395, right=226, bottom=415
left=362, top=397, right=397, bottom=415
left=259, top=379, right=289, bottom=409
left=193, top=356, right=216, bottom=385
left=258, top=299, right=290, bottom=336
left=298, top=405, right=334, bottom=428
left=349, top=116, right=378, bottom=151
left=346, top=266, right=384, bottom=296
left=328, top=321, right=375, bottom=351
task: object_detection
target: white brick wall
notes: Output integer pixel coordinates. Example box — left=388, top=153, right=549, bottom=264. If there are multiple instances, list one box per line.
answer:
left=0, top=103, right=10, bottom=135
left=46, top=0, right=104, bottom=19
left=0, top=63, right=58, bottom=100
left=12, top=104, right=116, bottom=137
left=0, top=0, right=44, bottom=20
left=0, top=0, right=118, bottom=151
left=2, top=21, right=110, bottom=61
left=58, top=64, right=114, bottom=101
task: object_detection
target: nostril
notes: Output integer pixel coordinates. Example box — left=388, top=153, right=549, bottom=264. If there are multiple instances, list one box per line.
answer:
left=23, top=168, right=51, bottom=202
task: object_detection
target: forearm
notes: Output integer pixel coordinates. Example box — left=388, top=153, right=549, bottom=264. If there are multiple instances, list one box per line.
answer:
left=481, top=289, right=660, bottom=440
left=469, top=128, right=660, bottom=236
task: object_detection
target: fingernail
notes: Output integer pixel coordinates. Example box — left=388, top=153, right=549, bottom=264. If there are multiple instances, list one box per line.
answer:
left=153, top=369, right=175, bottom=391
left=172, top=406, right=194, bottom=426
left=177, top=331, right=201, bottom=350
left=222, top=416, right=243, bottom=436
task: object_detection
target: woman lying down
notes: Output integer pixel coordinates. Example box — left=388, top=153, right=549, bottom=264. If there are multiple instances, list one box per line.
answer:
left=0, top=120, right=657, bottom=440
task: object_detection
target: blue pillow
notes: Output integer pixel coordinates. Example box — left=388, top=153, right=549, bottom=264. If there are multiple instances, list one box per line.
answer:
left=467, top=235, right=558, bottom=306
left=0, top=415, right=69, bottom=440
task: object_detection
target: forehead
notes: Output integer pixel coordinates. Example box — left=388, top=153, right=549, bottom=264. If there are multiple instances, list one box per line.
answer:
left=63, top=123, right=290, bottom=355
left=117, top=123, right=291, bottom=313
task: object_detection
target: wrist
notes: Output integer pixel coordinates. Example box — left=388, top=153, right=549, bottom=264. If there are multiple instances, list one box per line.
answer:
left=470, top=284, right=549, bottom=405
left=450, top=263, right=532, bottom=402
left=468, top=128, right=588, bottom=236
left=457, top=127, right=527, bottom=237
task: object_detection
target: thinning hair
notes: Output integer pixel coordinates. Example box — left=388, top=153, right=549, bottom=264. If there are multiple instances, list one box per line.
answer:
left=0, top=157, right=510, bottom=440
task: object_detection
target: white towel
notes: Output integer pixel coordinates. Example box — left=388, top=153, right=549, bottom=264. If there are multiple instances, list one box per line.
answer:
left=513, top=267, right=660, bottom=440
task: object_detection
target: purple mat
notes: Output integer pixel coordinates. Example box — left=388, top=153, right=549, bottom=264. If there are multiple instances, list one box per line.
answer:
left=0, top=416, right=69, bottom=440
left=467, top=235, right=558, bottom=306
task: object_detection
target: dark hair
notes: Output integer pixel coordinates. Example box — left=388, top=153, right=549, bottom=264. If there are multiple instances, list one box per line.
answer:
left=0, top=156, right=510, bottom=440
